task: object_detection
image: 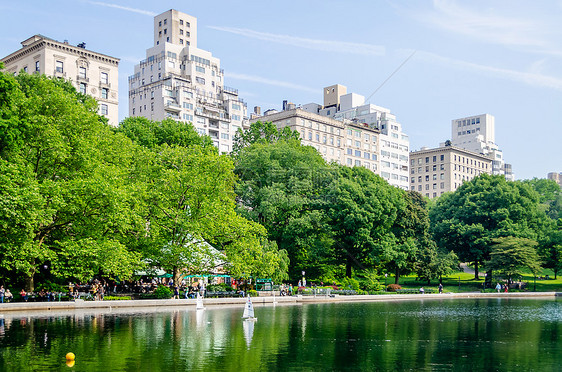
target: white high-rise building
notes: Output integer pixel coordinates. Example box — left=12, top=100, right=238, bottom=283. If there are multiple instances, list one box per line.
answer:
left=451, top=114, right=513, bottom=180
left=128, top=9, right=247, bottom=153
left=252, top=84, right=410, bottom=190
left=1, top=35, right=119, bottom=125
left=308, top=84, right=410, bottom=190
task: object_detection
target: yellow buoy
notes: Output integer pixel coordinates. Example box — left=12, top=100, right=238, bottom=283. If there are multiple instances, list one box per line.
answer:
left=66, top=352, right=75, bottom=361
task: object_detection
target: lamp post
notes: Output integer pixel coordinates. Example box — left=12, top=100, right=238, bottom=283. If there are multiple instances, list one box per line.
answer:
left=384, top=273, right=388, bottom=288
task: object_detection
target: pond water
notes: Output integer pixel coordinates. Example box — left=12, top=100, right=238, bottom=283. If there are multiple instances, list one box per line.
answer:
left=1, top=298, right=561, bottom=371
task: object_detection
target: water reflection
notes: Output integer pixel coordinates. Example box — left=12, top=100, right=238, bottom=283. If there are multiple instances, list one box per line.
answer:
left=0, top=299, right=561, bottom=371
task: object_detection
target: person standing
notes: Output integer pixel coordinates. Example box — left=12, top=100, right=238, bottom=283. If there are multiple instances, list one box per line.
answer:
left=4, top=289, right=13, bottom=302
left=438, top=283, right=443, bottom=294
left=495, top=283, right=501, bottom=293
left=0, top=286, right=4, bottom=303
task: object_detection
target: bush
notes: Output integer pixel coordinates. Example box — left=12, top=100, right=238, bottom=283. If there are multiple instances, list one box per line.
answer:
left=103, top=296, right=131, bottom=300
left=359, top=269, right=385, bottom=292
left=386, top=284, right=402, bottom=292
left=207, top=283, right=233, bottom=292
left=153, top=285, right=173, bottom=299
left=339, top=277, right=361, bottom=291
left=248, top=290, right=258, bottom=297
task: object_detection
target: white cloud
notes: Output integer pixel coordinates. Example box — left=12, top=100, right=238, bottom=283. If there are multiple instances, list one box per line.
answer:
left=415, top=50, right=562, bottom=91
left=208, top=26, right=385, bottom=56
left=410, top=0, right=562, bottom=55
left=225, top=72, right=318, bottom=94
left=84, top=1, right=156, bottom=16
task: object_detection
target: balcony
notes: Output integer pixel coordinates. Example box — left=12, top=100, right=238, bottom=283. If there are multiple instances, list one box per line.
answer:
left=76, top=75, right=89, bottom=83
left=164, top=102, right=182, bottom=112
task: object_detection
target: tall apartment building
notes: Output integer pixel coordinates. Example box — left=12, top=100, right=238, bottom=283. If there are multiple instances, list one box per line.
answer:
left=250, top=84, right=409, bottom=190
left=250, top=107, right=380, bottom=169
left=409, top=144, right=492, bottom=198
left=128, top=9, right=247, bottom=153
left=1, top=35, right=119, bottom=125
left=301, top=84, right=410, bottom=190
left=451, top=114, right=513, bottom=180
left=547, top=172, right=562, bottom=188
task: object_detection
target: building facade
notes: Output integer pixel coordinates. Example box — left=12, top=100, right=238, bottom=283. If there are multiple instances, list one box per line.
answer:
left=547, top=172, right=562, bottom=188
left=409, top=145, right=492, bottom=198
left=301, top=84, right=410, bottom=190
left=251, top=108, right=381, bottom=169
left=451, top=114, right=513, bottom=180
left=1, top=35, right=119, bottom=125
left=128, top=9, right=247, bottom=153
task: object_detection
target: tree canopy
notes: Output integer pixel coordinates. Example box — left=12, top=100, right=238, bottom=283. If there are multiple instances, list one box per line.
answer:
left=430, top=174, right=546, bottom=279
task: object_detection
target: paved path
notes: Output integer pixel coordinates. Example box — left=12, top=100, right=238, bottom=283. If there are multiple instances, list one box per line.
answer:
left=460, top=263, right=485, bottom=277
left=0, top=292, right=558, bottom=315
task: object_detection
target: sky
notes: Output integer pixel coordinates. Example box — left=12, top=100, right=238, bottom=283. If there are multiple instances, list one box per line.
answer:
left=1, top=0, right=561, bottom=180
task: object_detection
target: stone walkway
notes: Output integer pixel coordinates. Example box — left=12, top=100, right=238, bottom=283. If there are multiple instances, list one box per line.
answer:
left=0, top=292, right=558, bottom=315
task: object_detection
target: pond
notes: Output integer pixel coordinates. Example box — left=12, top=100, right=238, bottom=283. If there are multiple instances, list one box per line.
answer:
left=1, top=298, right=561, bottom=371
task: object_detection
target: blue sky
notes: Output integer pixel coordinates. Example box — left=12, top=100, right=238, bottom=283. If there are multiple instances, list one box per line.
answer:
left=1, top=0, right=561, bottom=180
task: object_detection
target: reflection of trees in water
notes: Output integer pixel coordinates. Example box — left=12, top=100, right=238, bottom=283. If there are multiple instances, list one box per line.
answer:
left=0, top=301, right=562, bottom=370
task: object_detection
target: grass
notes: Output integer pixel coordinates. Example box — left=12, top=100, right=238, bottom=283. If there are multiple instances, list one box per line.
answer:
left=384, top=268, right=562, bottom=293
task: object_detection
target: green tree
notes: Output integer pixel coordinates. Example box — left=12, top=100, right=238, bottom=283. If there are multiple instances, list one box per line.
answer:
left=430, top=174, right=545, bottom=279
left=522, top=178, right=562, bottom=220
left=119, top=119, right=289, bottom=284
left=232, top=120, right=300, bottom=157
left=0, top=72, right=142, bottom=289
left=486, top=237, right=541, bottom=282
left=325, top=166, right=401, bottom=278
left=234, top=138, right=332, bottom=280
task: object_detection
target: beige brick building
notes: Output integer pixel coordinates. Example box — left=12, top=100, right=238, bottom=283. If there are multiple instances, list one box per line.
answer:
left=250, top=108, right=381, bottom=175
left=547, top=172, right=562, bottom=188
left=409, top=145, right=492, bottom=198
left=1, top=35, right=119, bottom=126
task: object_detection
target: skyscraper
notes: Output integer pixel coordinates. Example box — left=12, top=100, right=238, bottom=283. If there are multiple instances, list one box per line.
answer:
left=451, top=114, right=513, bottom=180
left=128, top=9, right=247, bottom=153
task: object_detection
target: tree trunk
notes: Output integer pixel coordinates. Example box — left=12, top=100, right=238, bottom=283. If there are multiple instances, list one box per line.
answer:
left=172, top=267, right=182, bottom=288
left=474, top=261, right=479, bottom=280
left=555, top=269, right=558, bottom=280
left=395, top=268, right=400, bottom=284
left=25, top=273, right=35, bottom=292
left=346, top=256, right=352, bottom=278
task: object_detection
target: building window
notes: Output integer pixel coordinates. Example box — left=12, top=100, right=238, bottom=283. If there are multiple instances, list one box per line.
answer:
left=101, top=88, right=108, bottom=99
left=56, top=60, right=64, bottom=73
left=100, top=104, right=108, bottom=115
left=163, top=19, right=167, bottom=25
left=433, top=156, right=437, bottom=162
left=79, top=83, right=87, bottom=95
left=79, top=67, right=86, bottom=79
left=35, top=61, right=40, bottom=72
left=196, top=77, right=205, bottom=85
left=440, top=155, right=444, bottom=161
left=101, top=72, right=109, bottom=84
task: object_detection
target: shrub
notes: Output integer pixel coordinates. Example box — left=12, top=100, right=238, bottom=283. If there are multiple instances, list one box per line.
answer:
left=153, top=285, right=173, bottom=299
left=248, top=290, right=258, bottom=297
left=359, top=269, right=385, bottom=292
left=103, top=296, right=131, bottom=301
left=339, top=277, right=361, bottom=291
left=386, top=284, right=402, bottom=292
